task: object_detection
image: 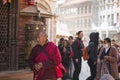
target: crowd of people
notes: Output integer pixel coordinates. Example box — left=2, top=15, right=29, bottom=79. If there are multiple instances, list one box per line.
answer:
left=28, top=30, right=120, bottom=80
left=58, top=31, right=120, bottom=80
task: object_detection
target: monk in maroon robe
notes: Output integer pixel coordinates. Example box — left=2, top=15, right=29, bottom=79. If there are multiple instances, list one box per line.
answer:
left=28, top=31, right=65, bottom=80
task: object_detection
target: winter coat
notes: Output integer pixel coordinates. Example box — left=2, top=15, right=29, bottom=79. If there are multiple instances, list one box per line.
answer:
left=97, top=46, right=119, bottom=79
left=88, top=32, right=99, bottom=63
left=72, top=38, right=84, bottom=59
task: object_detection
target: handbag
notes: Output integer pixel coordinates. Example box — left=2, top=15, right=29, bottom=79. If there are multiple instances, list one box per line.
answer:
left=100, top=62, right=115, bottom=80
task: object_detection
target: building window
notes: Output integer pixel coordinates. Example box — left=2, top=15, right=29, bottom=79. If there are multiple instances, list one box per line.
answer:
left=85, top=5, right=87, bottom=13
left=79, top=7, right=81, bottom=14
left=111, top=14, right=114, bottom=26
left=89, top=5, right=91, bottom=13
left=117, top=13, right=119, bottom=23
left=108, top=15, right=110, bottom=26
left=81, top=6, right=83, bottom=14
left=103, top=0, right=105, bottom=4
left=100, top=16, right=102, bottom=25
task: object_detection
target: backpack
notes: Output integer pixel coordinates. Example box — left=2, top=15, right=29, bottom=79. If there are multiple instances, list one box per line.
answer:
left=83, top=46, right=89, bottom=61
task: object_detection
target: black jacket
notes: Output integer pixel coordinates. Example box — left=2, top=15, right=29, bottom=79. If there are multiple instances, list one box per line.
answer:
left=72, top=38, right=84, bottom=59
left=88, top=32, right=99, bottom=63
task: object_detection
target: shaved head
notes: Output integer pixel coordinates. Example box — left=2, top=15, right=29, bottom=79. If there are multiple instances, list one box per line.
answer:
left=37, top=31, right=48, bottom=38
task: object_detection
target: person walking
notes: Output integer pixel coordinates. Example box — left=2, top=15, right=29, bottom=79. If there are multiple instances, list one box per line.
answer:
left=58, top=38, right=64, bottom=61
left=86, top=32, right=99, bottom=80
left=68, top=36, right=74, bottom=79
left=72, top=31, right=84, bottom=80
left=61, top=40, right=71, bottom=80
left=28, top=31, right=65, bottom=80
left=97, top=38, right=119, bottom=80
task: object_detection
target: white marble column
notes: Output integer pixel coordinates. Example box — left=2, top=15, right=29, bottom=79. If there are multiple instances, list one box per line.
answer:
left=50, top=16, right=57, bottom=42
left=47, top=18, right=51, bottom=40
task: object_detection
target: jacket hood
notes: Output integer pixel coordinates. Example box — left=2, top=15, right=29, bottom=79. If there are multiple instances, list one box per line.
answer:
left=89, top=32, right=99, bottom=45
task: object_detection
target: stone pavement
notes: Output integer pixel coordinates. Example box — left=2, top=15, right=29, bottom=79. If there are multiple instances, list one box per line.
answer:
left=0, top=59, right=119, bottom=80
left=0, top=58, right=92, bottom=80
left=0, top=59, right=90, bottom=80
left=0, top=58, right=119, bottom=80
left=0, top=69, right=33, bottom=80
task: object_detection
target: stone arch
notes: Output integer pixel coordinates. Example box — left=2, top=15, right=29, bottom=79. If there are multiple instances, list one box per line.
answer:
left=36, top=0, right=52, bottom=12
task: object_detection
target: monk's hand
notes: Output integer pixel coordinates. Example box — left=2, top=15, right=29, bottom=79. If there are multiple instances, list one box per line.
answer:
left=34, top=62, right=43, bottom=71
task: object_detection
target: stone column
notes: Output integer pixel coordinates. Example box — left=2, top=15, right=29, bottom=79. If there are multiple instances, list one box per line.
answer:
left=50, top=15, right=57, bottom=42
left=46, top=18, right=51, bottom=40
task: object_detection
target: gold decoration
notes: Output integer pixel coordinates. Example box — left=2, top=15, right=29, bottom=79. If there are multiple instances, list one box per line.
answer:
left=8, top=0, right=12, bottom=3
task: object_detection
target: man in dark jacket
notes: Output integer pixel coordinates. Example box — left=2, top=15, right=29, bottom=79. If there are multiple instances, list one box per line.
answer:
left=72, top=31, right=84, bottom=80
left=86, top=32, right=99, bottom=80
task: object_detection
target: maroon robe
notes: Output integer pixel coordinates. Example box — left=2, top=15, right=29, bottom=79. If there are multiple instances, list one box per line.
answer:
left=28, top=42, right=65, bottom=80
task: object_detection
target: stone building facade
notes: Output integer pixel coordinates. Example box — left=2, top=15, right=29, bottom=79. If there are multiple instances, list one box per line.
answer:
left=92, top=0, right=119, bottom=39
left=56, top=0, right=92, bottom=41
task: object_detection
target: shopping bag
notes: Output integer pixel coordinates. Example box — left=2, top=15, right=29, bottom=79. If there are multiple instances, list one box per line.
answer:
left=100, top=62, right=115, bottom=80
left=100, top=74, right=114, bottom=80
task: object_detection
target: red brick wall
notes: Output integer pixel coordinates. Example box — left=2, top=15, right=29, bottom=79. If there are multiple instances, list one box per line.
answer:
left=19, top=0, right=28, bottom=10
left=18, top=0, right=33, bottom=64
